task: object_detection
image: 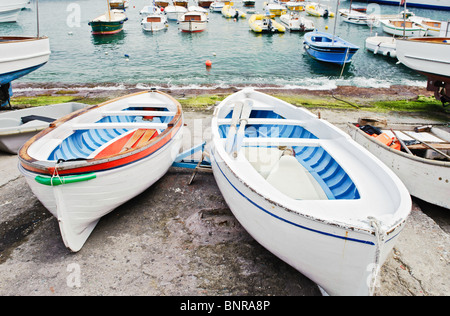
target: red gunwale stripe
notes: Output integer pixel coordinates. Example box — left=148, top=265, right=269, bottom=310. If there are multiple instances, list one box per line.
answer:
left=20, top=119, right=182, bottom=176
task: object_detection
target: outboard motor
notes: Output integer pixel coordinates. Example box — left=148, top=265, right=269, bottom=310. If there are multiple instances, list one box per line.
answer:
left=324, top=9, right=329, bottom=18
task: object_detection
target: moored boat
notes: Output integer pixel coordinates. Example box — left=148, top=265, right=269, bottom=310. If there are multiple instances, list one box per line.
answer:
left=89, top=9, right=128, bottom=35
left=198, top=0, right=214, bottom=8
left=0, top=102, right=86, bottom=154
left=280, top=12, right=314, bottom=32
left=305, top=2, right=334, bottom=17
left=248, top=14, right=285, bottom=33
left=356, top=0, right=450, bottom=11
left=178, top=11, right=208, bottom=32
left=141, top=13, right=168, bottom=32
left=380, top=19, right=425, bottom=37
left=303, top=30, right=359, bottom=65
left=346, top=120, right=450, bottom=209
left=210, top=88, right=411, bottom=295
left=285, top=0, right=305, bottom=11
left=264, top=2, right=287, bottom=17
left=18, top=90, right=184, bottom=252
left=165, top=5, right=187, bottom=20
left=221, top=4, right=246, bottom=19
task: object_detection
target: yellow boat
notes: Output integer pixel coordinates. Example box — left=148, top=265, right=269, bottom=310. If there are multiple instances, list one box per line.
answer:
left=248, top=14, right=285, bottom=33
left=222, top=4, right=246, bottom=18
left=305, top=3, right=334, bottom=17
left=263, top=2, right=287, bottom=17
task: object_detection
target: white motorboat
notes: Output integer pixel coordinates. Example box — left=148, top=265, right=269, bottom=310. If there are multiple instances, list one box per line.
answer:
left=165, top=5, right=187, bottom=20
left=279, top=12, right=314, bottom=32
left=178, top=11, right=208, bottom=32
left=18, top=90, right=184, bottom=252
left=141, top=14, right=168, bottom=32
left=210, top=88, right=411, bottom=295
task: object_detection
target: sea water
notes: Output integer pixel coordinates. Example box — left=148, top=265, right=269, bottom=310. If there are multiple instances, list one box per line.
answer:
left=2, top=0, right=449, bottom=90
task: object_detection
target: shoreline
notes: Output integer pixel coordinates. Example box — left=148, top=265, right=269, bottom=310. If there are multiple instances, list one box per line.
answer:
left=11, top=82, right=434, bottom=100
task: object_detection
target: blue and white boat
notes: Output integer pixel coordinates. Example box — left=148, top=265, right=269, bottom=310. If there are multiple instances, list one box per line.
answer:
left=303, top=30, right=359, bottom=65
left=210, top=88, right=411, bottom=295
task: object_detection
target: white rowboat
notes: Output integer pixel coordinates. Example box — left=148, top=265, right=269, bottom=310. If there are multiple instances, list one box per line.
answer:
left=18, top=90, right=184, bottom=252
left=210, top=88, right=411, bottom=295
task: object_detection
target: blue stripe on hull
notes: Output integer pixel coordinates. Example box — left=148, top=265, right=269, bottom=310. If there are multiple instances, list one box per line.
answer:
left=0, top=63, right=47, bottom=85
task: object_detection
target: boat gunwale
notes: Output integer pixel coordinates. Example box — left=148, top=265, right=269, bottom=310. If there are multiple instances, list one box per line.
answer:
left=0, top=36, right=49, bottom=44
left=18, top=90, right=183, bottom=174
left=346, top=122, right=450, bottom=167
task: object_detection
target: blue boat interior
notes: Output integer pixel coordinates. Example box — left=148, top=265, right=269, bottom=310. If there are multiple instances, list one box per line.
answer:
left=48, top=107, right=173, bottom=161
left=219, top=109, right=360, bottom=200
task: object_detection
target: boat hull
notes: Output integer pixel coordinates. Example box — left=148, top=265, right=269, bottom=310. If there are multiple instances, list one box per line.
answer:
left=303, top=32, right=359, bottom=65
left=365, top=36, right=396, bottom=58
left=0, top=0, right=29, bottom=23
left=89, top=21, right=125, bottom=35
left=396, top=38, right=450, bottom=81
left=380, top=20, right=425, bottom=37
left=0, top=37, right=51, bottom=85
left=346, top=123, right=450, bottom=209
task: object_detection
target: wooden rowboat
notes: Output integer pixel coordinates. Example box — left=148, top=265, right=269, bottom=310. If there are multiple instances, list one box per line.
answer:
left=346, top=120, right=450, bottom=210
left=210, top=88, right=411, bottom=295
left=18, top=90, right=184, bottom=252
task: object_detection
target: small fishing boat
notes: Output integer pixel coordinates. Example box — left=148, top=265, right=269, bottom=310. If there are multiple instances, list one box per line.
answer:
left=346, top=120, right=450, bottom=209
left=198, top=0, right=214, bottom=8
left=340, top=9, right=368, bottom=25
left=18, top=90, right=184, bottom=252
left=248, top=14, right=285, bottom=33
left=222, top=4, right=246, bottom=19
left=89, top=9, right=128, bottom=35
left=209, top=1, right=226, bottom=12
left=165, top=5, right=187, bottom=20
left=410, top=17, right=446, bottom=37
left=380, top=19, right=425, bottom=37
left=178, top=11, right=208, bottom=32
left=305, top=3, right=334, bottom=18
left=141, top=13, right=168, bottom=32
left=280, top=12, right=314, bottom=32
left=155, top=0, right=170, bottom=8
left=140, top=5, right=162, bottom=16
left=365, top=35, right=397, bottom=58
left=0, top=0, right=29, bottom=23
left=109, top=0, right=129, bottom=11
left=243, top=0, right=256, bottom=6
left=303, top=31, right=359, bottom=65
left=210, top=88, right=411, bottom=295
left=174, top=0, right=189, bottom=8
left=264, top=2, right=287, bottom=17
left=0, top=103, right=86, bottom=154
left=285, top=1, right=305, bottom=11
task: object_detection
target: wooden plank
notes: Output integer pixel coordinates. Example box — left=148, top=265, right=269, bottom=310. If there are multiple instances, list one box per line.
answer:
left=133, top=129, right=157, bottom=148
left=121, top=129, right=146, bottom=152
left=407, top=143, right=450, bottom=150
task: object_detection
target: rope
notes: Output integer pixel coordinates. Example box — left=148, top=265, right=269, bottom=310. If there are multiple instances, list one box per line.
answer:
left=368, top=216, right=386, bottom=296
left=51, top=160, right=65, bottom=186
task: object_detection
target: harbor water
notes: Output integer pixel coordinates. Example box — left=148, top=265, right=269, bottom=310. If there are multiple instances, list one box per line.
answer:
left=2, top=0, right=450, bottom=90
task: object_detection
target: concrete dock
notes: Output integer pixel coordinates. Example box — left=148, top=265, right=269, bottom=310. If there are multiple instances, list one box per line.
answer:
left=0, top=108, right=448, bottom=296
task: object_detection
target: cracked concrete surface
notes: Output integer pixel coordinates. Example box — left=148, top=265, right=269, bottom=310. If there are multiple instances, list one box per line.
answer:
left=0, top=109, right=449, bottom=296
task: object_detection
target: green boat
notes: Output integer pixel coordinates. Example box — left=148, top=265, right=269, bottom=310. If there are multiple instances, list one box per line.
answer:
left=89, top=9, right=128, bottom=35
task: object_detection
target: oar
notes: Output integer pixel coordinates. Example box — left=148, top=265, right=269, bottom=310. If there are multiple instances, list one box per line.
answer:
left=225, top=101, right=243, bottom=153
left=233, top=99, right=253, bottom=157
left=390, top=128, right=413, bottom=155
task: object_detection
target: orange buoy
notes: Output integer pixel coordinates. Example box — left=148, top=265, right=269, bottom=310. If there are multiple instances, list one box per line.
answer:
left=205, top=60, right=212, bottom=67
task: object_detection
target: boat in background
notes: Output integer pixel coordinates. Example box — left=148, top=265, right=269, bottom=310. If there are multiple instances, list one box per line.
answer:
left=0, top=102, right=86, bottom=154
left=365, top=35, right=397, bottom=58
left=210, top=88, right=411, bottom=295
left=141, top=13, right=168, bottom=32
left=0, top=0, right=29, bottom=23
left=248, top=14, right=285, bottom=33
left=140, top=5, right=162, bottom=16
left=0, top=36, right=51, bottom=107
left=280, top=12, right=314, bottom=32
left=156, top=0, right=170, bottom=8
left=18, top=90, right=184, bottom=252
left=396, top=37, right=450, bottom=106
left=222, top=4, right=246, bottom=19
left=174, top=0, right=189, bottom=8
left=346, top=120, right=450, bottom=209
left=285, top=1, right=305, bottom=11
left=243, top=0, right=256, bottom=6
left=178, top=11, right=208, bottom=32
left=303, top=31, right=359, bottom=65
left=264, top=2, right=287, bottom=17
left=209, top=0, right=226, bottom=12
left=165, top=5, right=187, bottom=20
left=380, top=19, right=425, bottom=37
left=410, top=17, right=447, bottom=37
left=89, top=9, right=128, bottom=35
left=305, top=2, right=334, bottom=17
left=198, top=0, right=214, bottom=8
left=109, top=0, right=129, bottom=11
left=353, top=0, right=450, bottom=11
